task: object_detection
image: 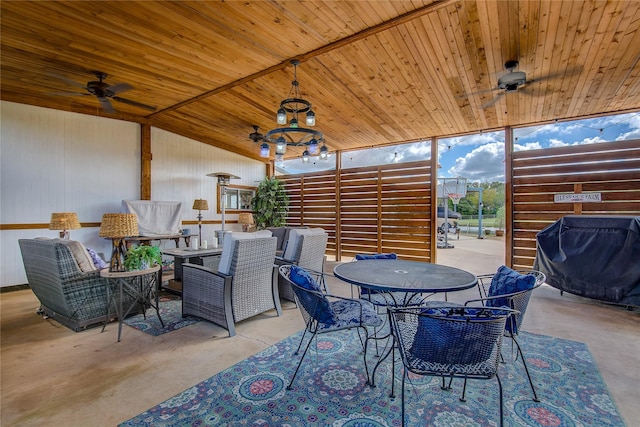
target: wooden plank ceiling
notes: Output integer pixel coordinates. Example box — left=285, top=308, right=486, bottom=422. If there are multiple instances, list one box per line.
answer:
left=2, top=0, right=639, bottom=162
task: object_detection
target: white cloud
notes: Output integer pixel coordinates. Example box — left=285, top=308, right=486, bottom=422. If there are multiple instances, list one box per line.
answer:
left=440, top=131, right=503, bottom=149
left=548, top=138, right=568, bottom=147
left=513, top=141, right=543, bottom=151
left=447, top=142, right=505, bottom=182
left=616, top=127, right=640, bottom=140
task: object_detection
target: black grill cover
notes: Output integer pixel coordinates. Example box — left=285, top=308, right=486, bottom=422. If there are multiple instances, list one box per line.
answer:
left=534, top=215, right=640, bottom=306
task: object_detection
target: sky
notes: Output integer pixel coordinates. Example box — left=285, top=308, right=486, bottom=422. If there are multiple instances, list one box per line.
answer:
left=277, top=112, right=640, bottom=181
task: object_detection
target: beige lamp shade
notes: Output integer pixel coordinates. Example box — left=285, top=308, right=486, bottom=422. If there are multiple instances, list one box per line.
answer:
left=238, top=213, right=255, bottom=225
left=192, top=199, right=209, bottom=210
left=99, top=213, right=139, bottom=238
left=49, top=212, right=81, bottom=230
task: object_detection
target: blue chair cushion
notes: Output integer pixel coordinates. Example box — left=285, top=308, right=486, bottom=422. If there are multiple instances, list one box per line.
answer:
left=486, top=265, right=536, bottom=308
left=318, top=299, right=382, bottom=331
left=289, top=266, right=335, bottom=325
left=290, top=265, right=321, bottom=292
left=355, top=253, right=397, bottom=260
left=409, top=307, right=501, bottom=366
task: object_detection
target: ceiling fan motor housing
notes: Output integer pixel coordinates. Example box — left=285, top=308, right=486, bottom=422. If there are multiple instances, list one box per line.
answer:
left=87, top=81, right=114, bottom=98
left=498, top=71, right=527, bottom=92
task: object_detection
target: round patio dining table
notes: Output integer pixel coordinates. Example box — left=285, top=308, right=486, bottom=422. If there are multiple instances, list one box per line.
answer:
left=333, top=259, right=478, bottom=394
left=333, top=259, right=478, bottom=295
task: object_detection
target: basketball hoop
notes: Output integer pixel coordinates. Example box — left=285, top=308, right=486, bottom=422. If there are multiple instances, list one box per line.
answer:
left=448, top=193, right=462, bottom=205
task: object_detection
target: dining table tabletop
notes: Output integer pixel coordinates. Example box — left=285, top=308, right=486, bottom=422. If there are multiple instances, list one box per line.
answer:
left=333, top=259, right=478, bottom=294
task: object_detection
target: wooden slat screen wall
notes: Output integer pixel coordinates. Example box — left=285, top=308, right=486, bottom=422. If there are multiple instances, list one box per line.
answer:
left=279, top=160, right=434, bottom=262
left=279, top=170, right=338, bottom=257
left=341, top=161, right=433, bottom=261
left=510, top=139, right=640, bottom=270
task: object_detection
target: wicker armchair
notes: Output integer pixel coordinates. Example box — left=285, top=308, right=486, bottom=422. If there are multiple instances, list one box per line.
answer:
left=390, top=306, right=515, bottom=427
left=275, top=228, right=328, bottom=302
left=182, top=235, right=279, bottom=337
left=18, top=238, right=109, bottom=331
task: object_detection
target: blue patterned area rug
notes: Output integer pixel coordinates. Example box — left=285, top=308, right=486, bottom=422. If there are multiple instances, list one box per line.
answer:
left=120, top=330, right=624, bottom=426
left=123, top=297, right=200, bottom=336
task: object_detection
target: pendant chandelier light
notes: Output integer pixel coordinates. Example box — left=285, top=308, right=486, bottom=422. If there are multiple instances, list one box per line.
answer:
left=250, top=60, right=328, bottom=162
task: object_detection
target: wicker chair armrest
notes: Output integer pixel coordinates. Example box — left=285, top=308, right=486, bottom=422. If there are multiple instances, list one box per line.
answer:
left=274, top=256, right=290, bottom=265
left=183, top=263, right=230, bottom=282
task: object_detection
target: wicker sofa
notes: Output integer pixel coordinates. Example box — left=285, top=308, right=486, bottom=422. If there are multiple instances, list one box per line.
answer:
left=18, top=238, right=110, bottom=332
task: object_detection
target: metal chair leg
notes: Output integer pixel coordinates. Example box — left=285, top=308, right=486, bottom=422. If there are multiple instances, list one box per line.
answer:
left=512, top=335, right=540, bottom=402
left=287, top=330, right=317, bottom=390
left=497, top=373, right=504, bottom=427
left=401, top=369, right=407, bottom=427
left=460, top=378, right=468, bottom=401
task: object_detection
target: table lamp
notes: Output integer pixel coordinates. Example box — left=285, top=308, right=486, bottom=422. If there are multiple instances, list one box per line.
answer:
left=238, top=212, right=255, bottom=232
left=99, top=213, right=139, bottom=272
left=192, top=199, right=209, bottom=244
left=206, top=172, right=240, bottom=243
left=49, top=212, right=81, bottom=239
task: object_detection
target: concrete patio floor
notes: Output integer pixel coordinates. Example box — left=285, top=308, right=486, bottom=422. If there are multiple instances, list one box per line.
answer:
left=1, top=234, right=638, bottom=426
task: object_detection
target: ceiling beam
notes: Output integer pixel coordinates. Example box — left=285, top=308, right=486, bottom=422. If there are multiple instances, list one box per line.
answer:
left=149, top=0, right=457, bottom=117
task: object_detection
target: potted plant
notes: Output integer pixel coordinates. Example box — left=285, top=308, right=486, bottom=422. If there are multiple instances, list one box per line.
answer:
left=252, top=176, right=290, bottom=229
left=124, top=245, right=162, bottom=271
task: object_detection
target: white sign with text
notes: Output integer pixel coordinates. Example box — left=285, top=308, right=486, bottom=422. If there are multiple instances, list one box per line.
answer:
left=554, top=193, right=602, bottom=203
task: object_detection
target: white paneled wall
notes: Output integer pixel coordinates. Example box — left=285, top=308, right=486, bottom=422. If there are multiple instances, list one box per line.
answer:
left=150, top=128, right=266, bottom=247
left=0, top=101, right=266, bottom=286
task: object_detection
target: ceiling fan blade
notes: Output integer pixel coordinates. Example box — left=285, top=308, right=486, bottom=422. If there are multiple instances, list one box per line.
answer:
left=112, top=96, right=157, bottom=111
left=99, top=98, right=115, bottom=113
left=47, top=92, right=91, bottom=97
left=481, top=92, right=505, bottom=109
left=456, top=87, right=499, bottom=98
left=107, top=82, right=134, bottom=95
left=526, top=65, right=584, bottom=85
left=46, top=72, right=88, bottom=89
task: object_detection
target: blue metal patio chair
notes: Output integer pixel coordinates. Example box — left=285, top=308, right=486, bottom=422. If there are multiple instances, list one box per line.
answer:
left=463, top=266, right=546, bottom=402
left=279, top=264, right=383, bottom=390
left=389, top=305, right=516, bottom=427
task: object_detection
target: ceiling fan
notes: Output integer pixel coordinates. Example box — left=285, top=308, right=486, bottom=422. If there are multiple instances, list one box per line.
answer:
left=476, top=60, right=532, bottom=108
left=48, top=71, right=157, bottom=113
left=248, top=125, right=264, bottom=142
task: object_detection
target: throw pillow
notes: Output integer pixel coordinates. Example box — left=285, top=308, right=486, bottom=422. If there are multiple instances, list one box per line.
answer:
left=289, top=265, right=321, bottom=292
left=60, top=240, right=97, bottom=272
left=289, top=265, right=335, bottom=325
left=409, top=307, right=500, bottom=365
left=486, top=265, right=536, bottom=308
left=86, top=247, right=108, bottom=269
